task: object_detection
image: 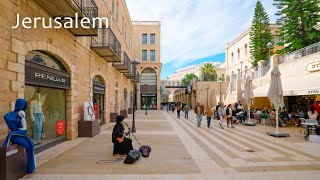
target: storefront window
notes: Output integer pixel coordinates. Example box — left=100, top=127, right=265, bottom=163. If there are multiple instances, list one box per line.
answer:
left=25, top=85, right=66, bottom=146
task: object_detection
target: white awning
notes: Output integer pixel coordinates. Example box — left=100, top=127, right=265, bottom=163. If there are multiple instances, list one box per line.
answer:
left=253, top=75, right=320, bottom=97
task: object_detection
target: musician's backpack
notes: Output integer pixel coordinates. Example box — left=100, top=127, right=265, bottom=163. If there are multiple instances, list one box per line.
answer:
left=139, top=145, right=152, bottom=157
left=123, top=149, right=141, bottom=164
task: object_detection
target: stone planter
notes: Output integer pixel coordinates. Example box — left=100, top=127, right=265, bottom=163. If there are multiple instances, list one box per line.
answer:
left=120, top=110, right=128, bottom=118
left=110, top=113, right=118, bottom=122
left=0, top=144, right=27, bottom=180
left=78, top=119, right=100, bottom=137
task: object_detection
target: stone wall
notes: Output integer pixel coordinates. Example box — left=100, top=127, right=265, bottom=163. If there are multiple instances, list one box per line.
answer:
left=0, top=0, right=133, bottom=140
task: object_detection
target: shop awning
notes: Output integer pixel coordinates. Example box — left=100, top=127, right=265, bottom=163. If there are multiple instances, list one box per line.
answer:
left=253, top=75, right=320, bottom=97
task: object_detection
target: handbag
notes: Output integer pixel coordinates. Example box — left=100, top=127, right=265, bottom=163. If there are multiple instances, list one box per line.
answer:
left=123, top=149, right=141, bottom=164
left=139, top=145, right=152, bottom=157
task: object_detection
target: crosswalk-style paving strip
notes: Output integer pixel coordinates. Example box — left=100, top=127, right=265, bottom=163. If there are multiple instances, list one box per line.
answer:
left=165, top=113, right=233, bottom=173
left=167, top=111, right=320, bottom=172
left=186, top=113, right=318, bottom=160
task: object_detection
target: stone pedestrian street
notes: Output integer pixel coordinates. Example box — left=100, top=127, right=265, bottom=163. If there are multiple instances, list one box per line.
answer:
left=23, top=110, right=320, bottom=180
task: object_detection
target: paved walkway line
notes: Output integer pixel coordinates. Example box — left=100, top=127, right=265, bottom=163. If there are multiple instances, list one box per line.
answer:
left=165, top=113, right=232, bottom=173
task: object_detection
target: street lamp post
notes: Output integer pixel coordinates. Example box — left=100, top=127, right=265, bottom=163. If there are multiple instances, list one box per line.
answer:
left=205, top=86, right=209, bottom=107
left=218, top=81, right=222, bottom=103
left=131, top=58, right=140, bottom=133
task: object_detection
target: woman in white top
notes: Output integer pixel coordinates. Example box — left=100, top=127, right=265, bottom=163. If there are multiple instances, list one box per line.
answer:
left=308, top=107, right=319, bottom=120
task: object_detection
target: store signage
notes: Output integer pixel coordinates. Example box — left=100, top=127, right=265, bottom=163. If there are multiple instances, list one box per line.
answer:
left=93, top=83, right=105, bottom=94
left=84, top=102, right=95, bottom=121
left=306, top=61, right=320, bottom=72
left=26, top=61, right=70, bottom=89
left=187, top=85, right=192, bottom=95
left=56, top=120, right=65, bottom=136
left=307, top=89, right=320, bottom=94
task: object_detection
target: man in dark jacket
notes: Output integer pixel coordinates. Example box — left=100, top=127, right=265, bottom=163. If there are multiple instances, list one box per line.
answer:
left=112, top=115, right=133, bottom=155
left=194, top=102, right=205, bottom=127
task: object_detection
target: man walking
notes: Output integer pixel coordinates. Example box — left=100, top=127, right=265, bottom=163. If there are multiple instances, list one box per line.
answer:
left=194, top=102, right=204, bottom=127
left=183, top=103, right=191, bottom=119
left=176, top=103, right=181, bottom=118
left=218, top=103, right=226, bottom=129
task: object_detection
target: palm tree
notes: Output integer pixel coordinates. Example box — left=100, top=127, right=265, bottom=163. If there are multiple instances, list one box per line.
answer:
left=181, top=73, right=198, bottom=86
left=201, top=63, right=216, bottom=81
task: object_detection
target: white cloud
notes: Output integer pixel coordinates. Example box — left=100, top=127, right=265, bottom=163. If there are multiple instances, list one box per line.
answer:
left=126, top=0, right=277, bottom=64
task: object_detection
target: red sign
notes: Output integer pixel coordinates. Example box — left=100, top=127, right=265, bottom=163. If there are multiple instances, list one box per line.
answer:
left=94, top=103, right=98, bottom=119
left=56, top=120, right=65, bottom=136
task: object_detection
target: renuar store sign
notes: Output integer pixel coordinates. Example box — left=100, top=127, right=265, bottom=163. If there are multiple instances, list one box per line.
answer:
left=25, top=61, right=70, bottom=89
left=307, top=61, right=320, bottom=72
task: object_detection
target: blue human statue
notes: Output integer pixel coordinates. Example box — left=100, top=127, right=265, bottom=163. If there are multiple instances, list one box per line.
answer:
left=2, top=99, right=36, bottom=174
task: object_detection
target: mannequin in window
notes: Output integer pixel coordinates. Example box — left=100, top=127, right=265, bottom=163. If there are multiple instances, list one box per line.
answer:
left=30, top=93, right=45, bottom=145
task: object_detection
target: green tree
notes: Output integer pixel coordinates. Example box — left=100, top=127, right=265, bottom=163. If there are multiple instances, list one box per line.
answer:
left=181, top=73, right=198, bottom=86
left=274, top=0, right=320, bottom=54
left=250, top=0, right=273, bottom=68
left=201, top=63, right=217, bottom=81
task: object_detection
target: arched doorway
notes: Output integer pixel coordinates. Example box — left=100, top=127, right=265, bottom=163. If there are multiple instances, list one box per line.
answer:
left=123, top=87, right=128, bottom=110
left=129, top=90, right=133, bottom=114
left=140, top=68, right=157, bottom=110
left=120, top=87, right=128, bottom=118
left=24, top=50, right=70, bottom=147
left=92, top=75, right=106, bottom=126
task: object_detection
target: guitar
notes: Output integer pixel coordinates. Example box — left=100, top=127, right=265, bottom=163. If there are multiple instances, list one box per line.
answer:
left=116, top=132, right=130, bottom=143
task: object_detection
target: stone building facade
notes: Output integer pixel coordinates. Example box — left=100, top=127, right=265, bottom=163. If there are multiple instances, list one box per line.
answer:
left=224, top=24, right=283, bottom=104
left=132, top=21, right=162, bottom=110
left=0, top=0, right=161, bottom=150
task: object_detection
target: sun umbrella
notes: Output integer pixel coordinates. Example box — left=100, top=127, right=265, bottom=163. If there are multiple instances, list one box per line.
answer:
left=267, top=66, right=288, bottom=137
left=244, top=76, right=254, bottom=120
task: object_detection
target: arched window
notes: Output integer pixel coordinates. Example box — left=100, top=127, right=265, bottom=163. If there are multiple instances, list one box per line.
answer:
left=237, top=48, right=240, bottom=60
left=26, top=50, right=67, bottom=72
left=93, top=75, right=104, bottom=85
left=141, top=68, right=157, bottom=85
left=231, top=52, right=234, bottom=63
left=245, top=66, right=248, bottom=75
left=123, top=87, right=128, bottom=109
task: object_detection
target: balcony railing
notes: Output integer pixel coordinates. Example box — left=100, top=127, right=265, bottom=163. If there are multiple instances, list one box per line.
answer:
left=91, top=28, right=121, bottom=62
left=112, top=52, right=131, bottom=73
left=33, top=0, right=98, bottom=36
left=129, top=72, right=140, bottom=83
left=284, top=42, right=320, bottom=62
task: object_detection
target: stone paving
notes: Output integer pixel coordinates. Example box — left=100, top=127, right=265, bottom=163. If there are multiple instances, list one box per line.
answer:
left=22, top=110, right=320, bottom=179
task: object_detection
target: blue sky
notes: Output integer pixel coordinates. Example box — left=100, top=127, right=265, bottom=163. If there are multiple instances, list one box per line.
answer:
left=126, top=0, right=278, bottom=79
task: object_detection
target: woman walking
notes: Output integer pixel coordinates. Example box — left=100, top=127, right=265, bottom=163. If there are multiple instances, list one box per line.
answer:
left=204, top=107, right=213, bottom=128
left=226, top=104, right=234, bottom=128
left=176, top=103, right=181, bottom=118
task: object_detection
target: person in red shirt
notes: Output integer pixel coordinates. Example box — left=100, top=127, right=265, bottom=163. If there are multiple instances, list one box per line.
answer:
left=314, top=100, right=320, bottom=121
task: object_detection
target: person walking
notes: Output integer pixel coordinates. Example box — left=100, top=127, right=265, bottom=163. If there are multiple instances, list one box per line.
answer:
left=226, top=104, right=234, bottom=128
left=176, top=103, right=182, bottom=118
left=218, top=103, right=226, bottom=129
left=204, top=107, right=213, bottom=128
left=194, top=102, right=204, bottom=127
left=171, top=103, right=175, bottom=113
left=183, top=103, right=191, bottom=119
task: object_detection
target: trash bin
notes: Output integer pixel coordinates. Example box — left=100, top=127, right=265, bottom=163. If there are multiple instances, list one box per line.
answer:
left=0, top=144, right=27, bottom=180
